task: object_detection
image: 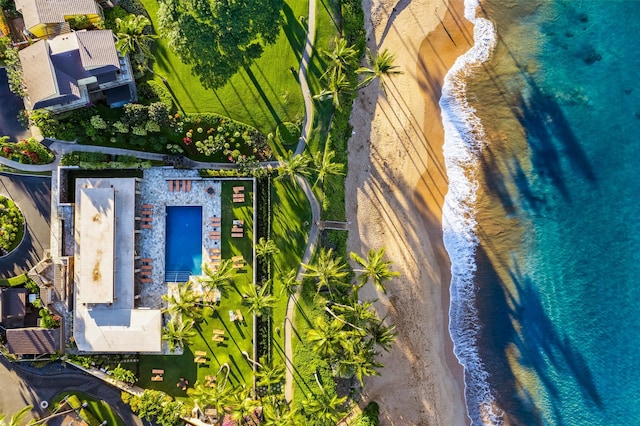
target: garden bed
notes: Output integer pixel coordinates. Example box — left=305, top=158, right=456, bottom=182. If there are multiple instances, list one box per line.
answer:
left=0, top=195, right=25, bottom=256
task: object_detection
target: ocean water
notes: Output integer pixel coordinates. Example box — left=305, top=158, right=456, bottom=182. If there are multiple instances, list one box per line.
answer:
left=441, top=0, right=640, bottom=424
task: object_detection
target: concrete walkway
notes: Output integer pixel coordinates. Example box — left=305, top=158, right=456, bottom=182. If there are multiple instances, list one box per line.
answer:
left=284, top=0, right=320, bottom=403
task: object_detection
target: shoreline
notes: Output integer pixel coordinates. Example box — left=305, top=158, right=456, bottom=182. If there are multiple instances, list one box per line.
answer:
left=345, top=0, right=473, bottom=424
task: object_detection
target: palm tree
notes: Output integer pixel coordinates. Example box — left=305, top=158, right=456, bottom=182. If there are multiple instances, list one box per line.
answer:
left=301, top=389, right=347, bottom=426
left=255, top=237, right=280, bottom=259
left=242, top=282, right=277, bottom=317
left=329, top=294, right=377, bottom=326
left=321, top=37, right=358, bottom=81
left=302, top=247, right=349, bottom=298
left=367, top=317, right=397, bottom=352
left=356, top=48, right=403, bottom=95
left=277, top=269, right=299, bottom=297
left=313, top=69, right=353, bottom=110
left=336, top=341, right=383, bottom=385
left=162, top=281, right=202, bottom=322
left=0, top=406, right=32, bottom=426
left=350, top=247, right=400, bottom=293
left=161, top=317, right=196, bottom=352
left=228, top=386, right=260, bottom=425
left=187, top=380, right=235, bottom=417
left=197, top=259, right=235, bottom=294
left=261, top=395, right=298, bottom=426
left=115, top=14, right=156, bottom=58
left=275, top=150, right=312, bottom=187
left=312, top=145, right=345, bottom=190
left=306, top=316, right=348, bottom=359
left=255, top=356, right=286, bottom=394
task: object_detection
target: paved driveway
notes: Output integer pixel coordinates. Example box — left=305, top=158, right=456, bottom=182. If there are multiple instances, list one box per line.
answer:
left=0, top=357, right=143, bottom=425
left=0, top=67, right=31, bottom=142
left=0, top=173, right=51, bottom=279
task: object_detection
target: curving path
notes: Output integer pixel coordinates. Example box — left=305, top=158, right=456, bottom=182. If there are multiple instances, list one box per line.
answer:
left=283, top=0, right=320, bottom=403
left=0, top=356, right=143, bottom=425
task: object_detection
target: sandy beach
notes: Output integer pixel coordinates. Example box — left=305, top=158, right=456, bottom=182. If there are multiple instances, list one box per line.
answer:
left=345, top=0, right=473, bottom=424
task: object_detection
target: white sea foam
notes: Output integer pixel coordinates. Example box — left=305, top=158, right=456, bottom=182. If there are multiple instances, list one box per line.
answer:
left=439, top=0, right=502, bottom=424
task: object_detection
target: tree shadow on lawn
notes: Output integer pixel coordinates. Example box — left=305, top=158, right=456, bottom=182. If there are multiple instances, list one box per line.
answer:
left=242, top=66, right=281, bottom=125
left=282, top=3, right=306, bottom=62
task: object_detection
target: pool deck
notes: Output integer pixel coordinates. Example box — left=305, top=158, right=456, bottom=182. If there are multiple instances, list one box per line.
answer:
left=138, top=167, right=221, bottom=309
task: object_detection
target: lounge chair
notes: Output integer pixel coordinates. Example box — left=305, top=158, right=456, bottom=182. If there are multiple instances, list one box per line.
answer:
left=141, top=265, right=152, bottom=270
left=151, top=375, right=163, bottom=382
left=142, top=224, right=152, bottom=229
left=141, top=217, right=153, bottom=222
left=212, top=335, right=225, bottom=343
left=233, top=186, right=244, bottom=193
left=152, top=369, right=164, bottom=375
left=229, top=310, right=237, bottom=321
left=231, top=233, right=243, bottom=238
left=212, top=329, right=225, bottom=336
left=195, top=350, right=207, bottom=357
left=141, top=258, right=153, bottom=263
left=187, top=180, right=192, bottom=191
left=141, top=278, right=152, bottom=283
left=142, top=204, right=153, bottom=209
left=169, top=180, right=174, bottom=191
left=235, top=309, right=244, bottom=322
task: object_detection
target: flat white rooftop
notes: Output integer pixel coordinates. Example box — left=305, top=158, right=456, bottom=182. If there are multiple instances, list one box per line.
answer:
left=77, top=186, right=115, bottom=304
left=73, top=177, right=161, bottom=353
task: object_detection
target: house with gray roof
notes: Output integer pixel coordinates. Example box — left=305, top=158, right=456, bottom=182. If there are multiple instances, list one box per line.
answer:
left=5, top=327, right=60, bottom=355
left=18, top=29, right=136, bottom=113
left=0, top=287, right=28, bottom=328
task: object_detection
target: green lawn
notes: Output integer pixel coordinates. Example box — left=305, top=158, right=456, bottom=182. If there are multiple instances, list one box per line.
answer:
left=269, top=179, right=312, bottom=364
left=52, top=391, right=126, bottom=426
left=139, top=180, right=256, bottom=399
left=140, top=0, right=308, bottom=136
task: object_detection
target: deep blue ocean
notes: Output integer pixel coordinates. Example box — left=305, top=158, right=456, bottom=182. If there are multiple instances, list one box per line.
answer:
left=442, top=1, right=640, bottom=424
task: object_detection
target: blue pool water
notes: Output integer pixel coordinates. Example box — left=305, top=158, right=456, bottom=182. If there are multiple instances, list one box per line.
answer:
left=165, top=206, right=202, bottom=280
left=443, top=1, right=640, bottom=423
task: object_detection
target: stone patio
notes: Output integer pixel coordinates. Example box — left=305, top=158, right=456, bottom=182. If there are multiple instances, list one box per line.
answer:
left=137, top=167, right=222, bottom=309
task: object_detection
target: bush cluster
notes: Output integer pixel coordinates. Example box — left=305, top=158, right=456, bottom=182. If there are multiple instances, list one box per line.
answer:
left=0, top=136, right=54, bottom=164
left=0, top=195, right=23, bottom=254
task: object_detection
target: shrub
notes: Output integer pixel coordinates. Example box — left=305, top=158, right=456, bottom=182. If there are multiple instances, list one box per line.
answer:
left=145, top=80, right=175, bottom=110
left=148, top=101, right=171, bottom=126
left=355, top=402, right=380, bottom=426
left=0, top=195, right=24, bottom=254
left=111, top=363, right=137, bottom=385
left=117, top=0, right=149, bottom=18
left=276, top=122, right=300, bottom=146
left=123, top=103, right=148, bottom=127
left=90, top=115, right=108, bottom=130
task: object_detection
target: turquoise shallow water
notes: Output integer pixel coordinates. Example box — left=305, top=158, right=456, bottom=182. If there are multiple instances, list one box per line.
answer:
left=444, top=1, right=640, bottom=424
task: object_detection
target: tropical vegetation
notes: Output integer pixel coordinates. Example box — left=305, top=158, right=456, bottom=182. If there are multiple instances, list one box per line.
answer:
left=0, top=195, right=24, bottom=255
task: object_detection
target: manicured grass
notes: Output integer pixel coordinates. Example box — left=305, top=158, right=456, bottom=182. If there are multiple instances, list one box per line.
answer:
left=52, top=391, right=126, bottom=426
left=139, top=180, right=256, bottom=400
left=269, top=179, right=312, bottom=363
left=291, top=277, right=333, bottom=404
left=140, top=0, right=308, bottom=135
left=0, top=273, right=30, bottom=287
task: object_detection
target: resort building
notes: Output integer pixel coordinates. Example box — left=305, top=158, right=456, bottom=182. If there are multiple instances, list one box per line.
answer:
left=72, top=177, right=162, bottom=353
left=44, top=166, right=256, bottom=355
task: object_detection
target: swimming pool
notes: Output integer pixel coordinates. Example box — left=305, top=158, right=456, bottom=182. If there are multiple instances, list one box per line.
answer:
left=165, top=206, right=202, bottom=281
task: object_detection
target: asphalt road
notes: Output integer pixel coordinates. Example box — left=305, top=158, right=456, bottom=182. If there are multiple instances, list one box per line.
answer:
left=0, top=357, right=143, bottom=425
left=0, top=173, right=51, bottom=279
left=0, top=67, right=31, bottom=142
